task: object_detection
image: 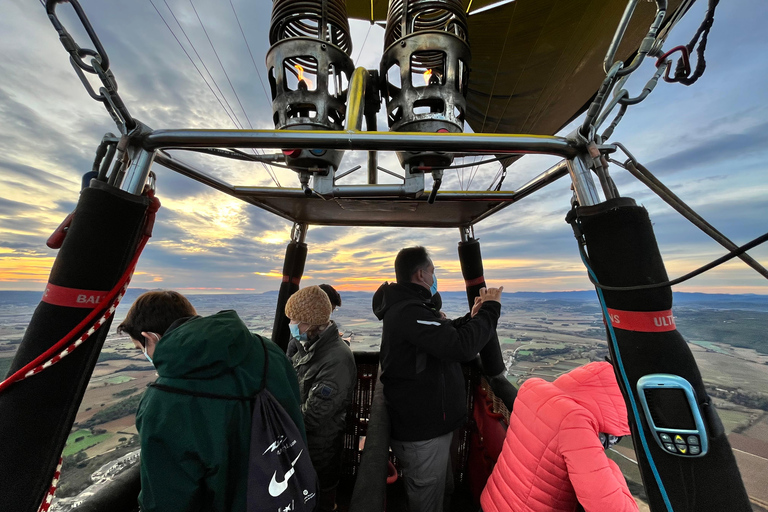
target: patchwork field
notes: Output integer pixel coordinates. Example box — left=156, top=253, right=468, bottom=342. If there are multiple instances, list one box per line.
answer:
left=63, top=430, right=113, bottom=456
left=2, top=291, right=765, bottom=506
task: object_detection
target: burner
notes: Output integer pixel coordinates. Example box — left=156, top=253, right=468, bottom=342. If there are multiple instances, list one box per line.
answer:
left=381, top=0, right=470, bottom=168
left=267, top=0, right=354, bottom=171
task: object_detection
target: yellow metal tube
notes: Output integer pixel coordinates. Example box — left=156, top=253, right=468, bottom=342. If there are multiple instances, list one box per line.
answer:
left=345, top=67, right=369, bottom=132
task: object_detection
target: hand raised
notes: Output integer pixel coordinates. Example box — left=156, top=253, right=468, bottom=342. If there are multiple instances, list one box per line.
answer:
left=471, top=296, right=482, bottom=317
left=479, top=286, right=503, bottom=304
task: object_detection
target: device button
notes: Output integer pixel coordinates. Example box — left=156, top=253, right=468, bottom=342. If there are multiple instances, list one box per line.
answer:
left=687, top=436, right=699, bottom=445
left=660, top=433, right=672, bottom=443
left=674, top=435, right=685, bottom=444
left=676, top=444, right=688, bottom=454
left=689, top=445, right=701, bottom=455
left=664, top=443, right=677, bottom=452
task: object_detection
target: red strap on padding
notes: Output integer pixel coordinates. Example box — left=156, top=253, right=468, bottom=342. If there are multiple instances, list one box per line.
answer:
left=46, top=211, right=75, bottom=249
left=465, top=276, right=485, bottom=287
left=42, top=283, right=109, bottom=308
left=282, top=275, right=301, bottom=286
left=606, top=308, right=677, bottom=332
left=143, top=189, right=161, bottom=237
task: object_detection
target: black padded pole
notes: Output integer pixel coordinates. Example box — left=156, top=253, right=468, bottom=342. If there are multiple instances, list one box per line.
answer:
left=271, top=240, right=308, bottom=352
left=569, top=198, right=750, bottom=512
left=0, top=181, right=150, bottom=512
left=457, top=238, right=505, bottom=376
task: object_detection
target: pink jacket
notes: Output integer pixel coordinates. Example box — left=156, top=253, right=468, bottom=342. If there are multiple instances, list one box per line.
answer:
left=480, top=362, right=637, bottom=512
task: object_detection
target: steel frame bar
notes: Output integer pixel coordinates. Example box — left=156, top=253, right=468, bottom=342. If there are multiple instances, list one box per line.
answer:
left=154, top=152, right=571, bottom=227
left=144, top=129, right=578, bottom=157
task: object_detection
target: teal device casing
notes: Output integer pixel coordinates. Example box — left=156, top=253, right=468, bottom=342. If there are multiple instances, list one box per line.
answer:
left=636, top=374, right=708, bottom=457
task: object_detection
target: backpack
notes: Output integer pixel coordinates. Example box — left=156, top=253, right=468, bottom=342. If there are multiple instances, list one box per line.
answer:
left=245, top=338, right=318, bottom=512
left=149, top=335, right=318, bottom=511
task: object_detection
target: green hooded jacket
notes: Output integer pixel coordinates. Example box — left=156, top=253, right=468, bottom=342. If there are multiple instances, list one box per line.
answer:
left=135, top=310, right=305, bottom=512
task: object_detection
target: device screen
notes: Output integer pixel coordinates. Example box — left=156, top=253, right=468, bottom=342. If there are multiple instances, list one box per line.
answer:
left=644, top=388, right=696, bottom=430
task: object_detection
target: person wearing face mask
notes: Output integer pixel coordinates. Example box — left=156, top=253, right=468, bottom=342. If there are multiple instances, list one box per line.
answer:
left=285, top=285, right=357, bottom=512
left=372, top=246, right=504, bottom=512
left=286, top=283, right=343, bottom=358
left=116, top=290, right=305, bottom=512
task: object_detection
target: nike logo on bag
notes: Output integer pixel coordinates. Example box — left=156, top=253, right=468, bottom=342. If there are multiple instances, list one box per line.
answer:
left=263, top=436, right=286, bottom=455
left=268, top=450, right=303, bottom=497
left=416, top=320, right=441, bottom=326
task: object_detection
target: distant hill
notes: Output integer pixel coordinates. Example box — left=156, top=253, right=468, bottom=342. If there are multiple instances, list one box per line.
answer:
left=2, top=289, right=767, bottom=308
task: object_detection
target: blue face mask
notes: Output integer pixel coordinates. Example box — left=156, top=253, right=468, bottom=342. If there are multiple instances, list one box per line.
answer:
left=289, top=323, right=308, bottom=341
left=430, top=274, right=438, bottom=296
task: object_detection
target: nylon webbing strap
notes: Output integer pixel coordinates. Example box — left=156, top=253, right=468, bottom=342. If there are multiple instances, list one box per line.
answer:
left=606, top=308, right=676, bottom=332
left=568, top=198, right=751, bottom=512
left=42, top=283, right=109, bottom=308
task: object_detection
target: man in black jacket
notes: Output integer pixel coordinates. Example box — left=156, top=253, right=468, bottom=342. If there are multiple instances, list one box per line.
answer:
left=372, top=246, right=503, bottom=512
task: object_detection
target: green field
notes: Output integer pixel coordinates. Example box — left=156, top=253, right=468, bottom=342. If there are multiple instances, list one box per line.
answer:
left=104, top=375, right=134, bottom=384
left=0, top=356, right=12, bottom=378
left=689, top=340, right=731, bottom=355
left=63, top=429, right=113, bottom=456
left=717, top=409, right=757, bottom=434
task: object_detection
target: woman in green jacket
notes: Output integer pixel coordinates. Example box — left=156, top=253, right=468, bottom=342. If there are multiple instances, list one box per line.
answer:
left=118, top=290, right=305, bottom=512
left=286, top=286, right=357, bottom=512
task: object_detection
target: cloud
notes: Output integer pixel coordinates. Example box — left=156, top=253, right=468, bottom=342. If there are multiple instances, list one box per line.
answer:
left=644, top=121, right=768, bottom=176
left=1, top=0, right=767, bottom=295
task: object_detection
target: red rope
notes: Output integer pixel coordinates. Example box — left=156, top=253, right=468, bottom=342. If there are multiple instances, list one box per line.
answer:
left=5, top=190, right=161, bottom=511
left=0, top=191, right=159, bottom=393
left=0, top=236, right=147, bottom=393
left=37, top=458, right=62, bottom=512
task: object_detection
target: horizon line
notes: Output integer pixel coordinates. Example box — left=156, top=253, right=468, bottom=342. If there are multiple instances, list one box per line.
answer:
left=1, top=289, right=767, bottom=297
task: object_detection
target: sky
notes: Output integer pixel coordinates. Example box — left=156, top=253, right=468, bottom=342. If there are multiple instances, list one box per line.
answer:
left=0, top=0, right=766, bottom=296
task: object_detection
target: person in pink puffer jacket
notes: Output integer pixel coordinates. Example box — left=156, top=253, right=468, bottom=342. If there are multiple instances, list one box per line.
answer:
left=480, top=361, right=637, bottom=512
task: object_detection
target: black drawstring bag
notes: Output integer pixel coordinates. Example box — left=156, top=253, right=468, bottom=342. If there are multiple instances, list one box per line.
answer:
left=149, top=335, right=318, bottom=511
left=246, top=387, right=318, bottom=512
left=245, top=336, right=317, bottom=511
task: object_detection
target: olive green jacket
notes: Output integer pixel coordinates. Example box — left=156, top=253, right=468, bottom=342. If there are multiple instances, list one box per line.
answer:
left=292, top=321, right=356, bottom=477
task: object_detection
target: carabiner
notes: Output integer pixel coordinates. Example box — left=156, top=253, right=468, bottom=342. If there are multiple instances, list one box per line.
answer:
left=656, top=45, right=691, bottom=83
left=46, top=0, right=110, bottom=74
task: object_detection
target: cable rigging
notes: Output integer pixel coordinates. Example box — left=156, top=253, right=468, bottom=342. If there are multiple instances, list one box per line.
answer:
left=186, top=0, right=282, bottom=186
left=228, top=0, right=271, bottom=107
left=150, top=0, right=281, bottom=186
left=148, top=0, right=240, bottom=130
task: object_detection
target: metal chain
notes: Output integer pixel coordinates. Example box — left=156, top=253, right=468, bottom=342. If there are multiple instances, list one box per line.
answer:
left=583, top=0, right=720, bottom=145
left=45, top=0, right=135, bottom=133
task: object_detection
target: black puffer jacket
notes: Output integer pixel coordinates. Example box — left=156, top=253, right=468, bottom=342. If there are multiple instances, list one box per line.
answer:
left=291, top=321, right=356, bottom=482
left=372, top=282, right=501, bottom=442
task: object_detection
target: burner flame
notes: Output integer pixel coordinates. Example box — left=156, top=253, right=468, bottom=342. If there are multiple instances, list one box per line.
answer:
left=423, top=69, right=433, bottom=86
left=295, top=64, right=313, bottom=88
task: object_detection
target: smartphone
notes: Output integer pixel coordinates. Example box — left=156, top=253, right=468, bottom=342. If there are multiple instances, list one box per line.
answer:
left=636, top=374, right=708, bottom=457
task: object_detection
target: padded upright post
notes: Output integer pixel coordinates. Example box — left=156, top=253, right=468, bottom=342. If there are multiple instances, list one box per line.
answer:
left=0, top=182, right=150, bottom=512
left=271, top=240, right=308, bottom=352
left=458, top=238, right=505, bottom=376
left=569, top=198, right=750, bottom=512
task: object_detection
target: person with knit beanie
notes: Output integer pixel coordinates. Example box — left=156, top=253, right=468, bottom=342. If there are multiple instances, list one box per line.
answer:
left=285, top=285, right=357, bottom=512
left=286, top=283, right=342, bottom=357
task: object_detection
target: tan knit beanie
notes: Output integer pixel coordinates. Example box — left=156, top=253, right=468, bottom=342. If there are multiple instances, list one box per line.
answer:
left=285, top=285, right=333, bottom=326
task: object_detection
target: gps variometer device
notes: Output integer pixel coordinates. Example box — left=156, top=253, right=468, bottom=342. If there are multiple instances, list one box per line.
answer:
left=636, top=374, right=708, bottom=457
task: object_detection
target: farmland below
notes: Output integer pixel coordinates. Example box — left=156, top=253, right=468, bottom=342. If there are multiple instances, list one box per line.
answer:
left=2, top=290, right=767, bottom=509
